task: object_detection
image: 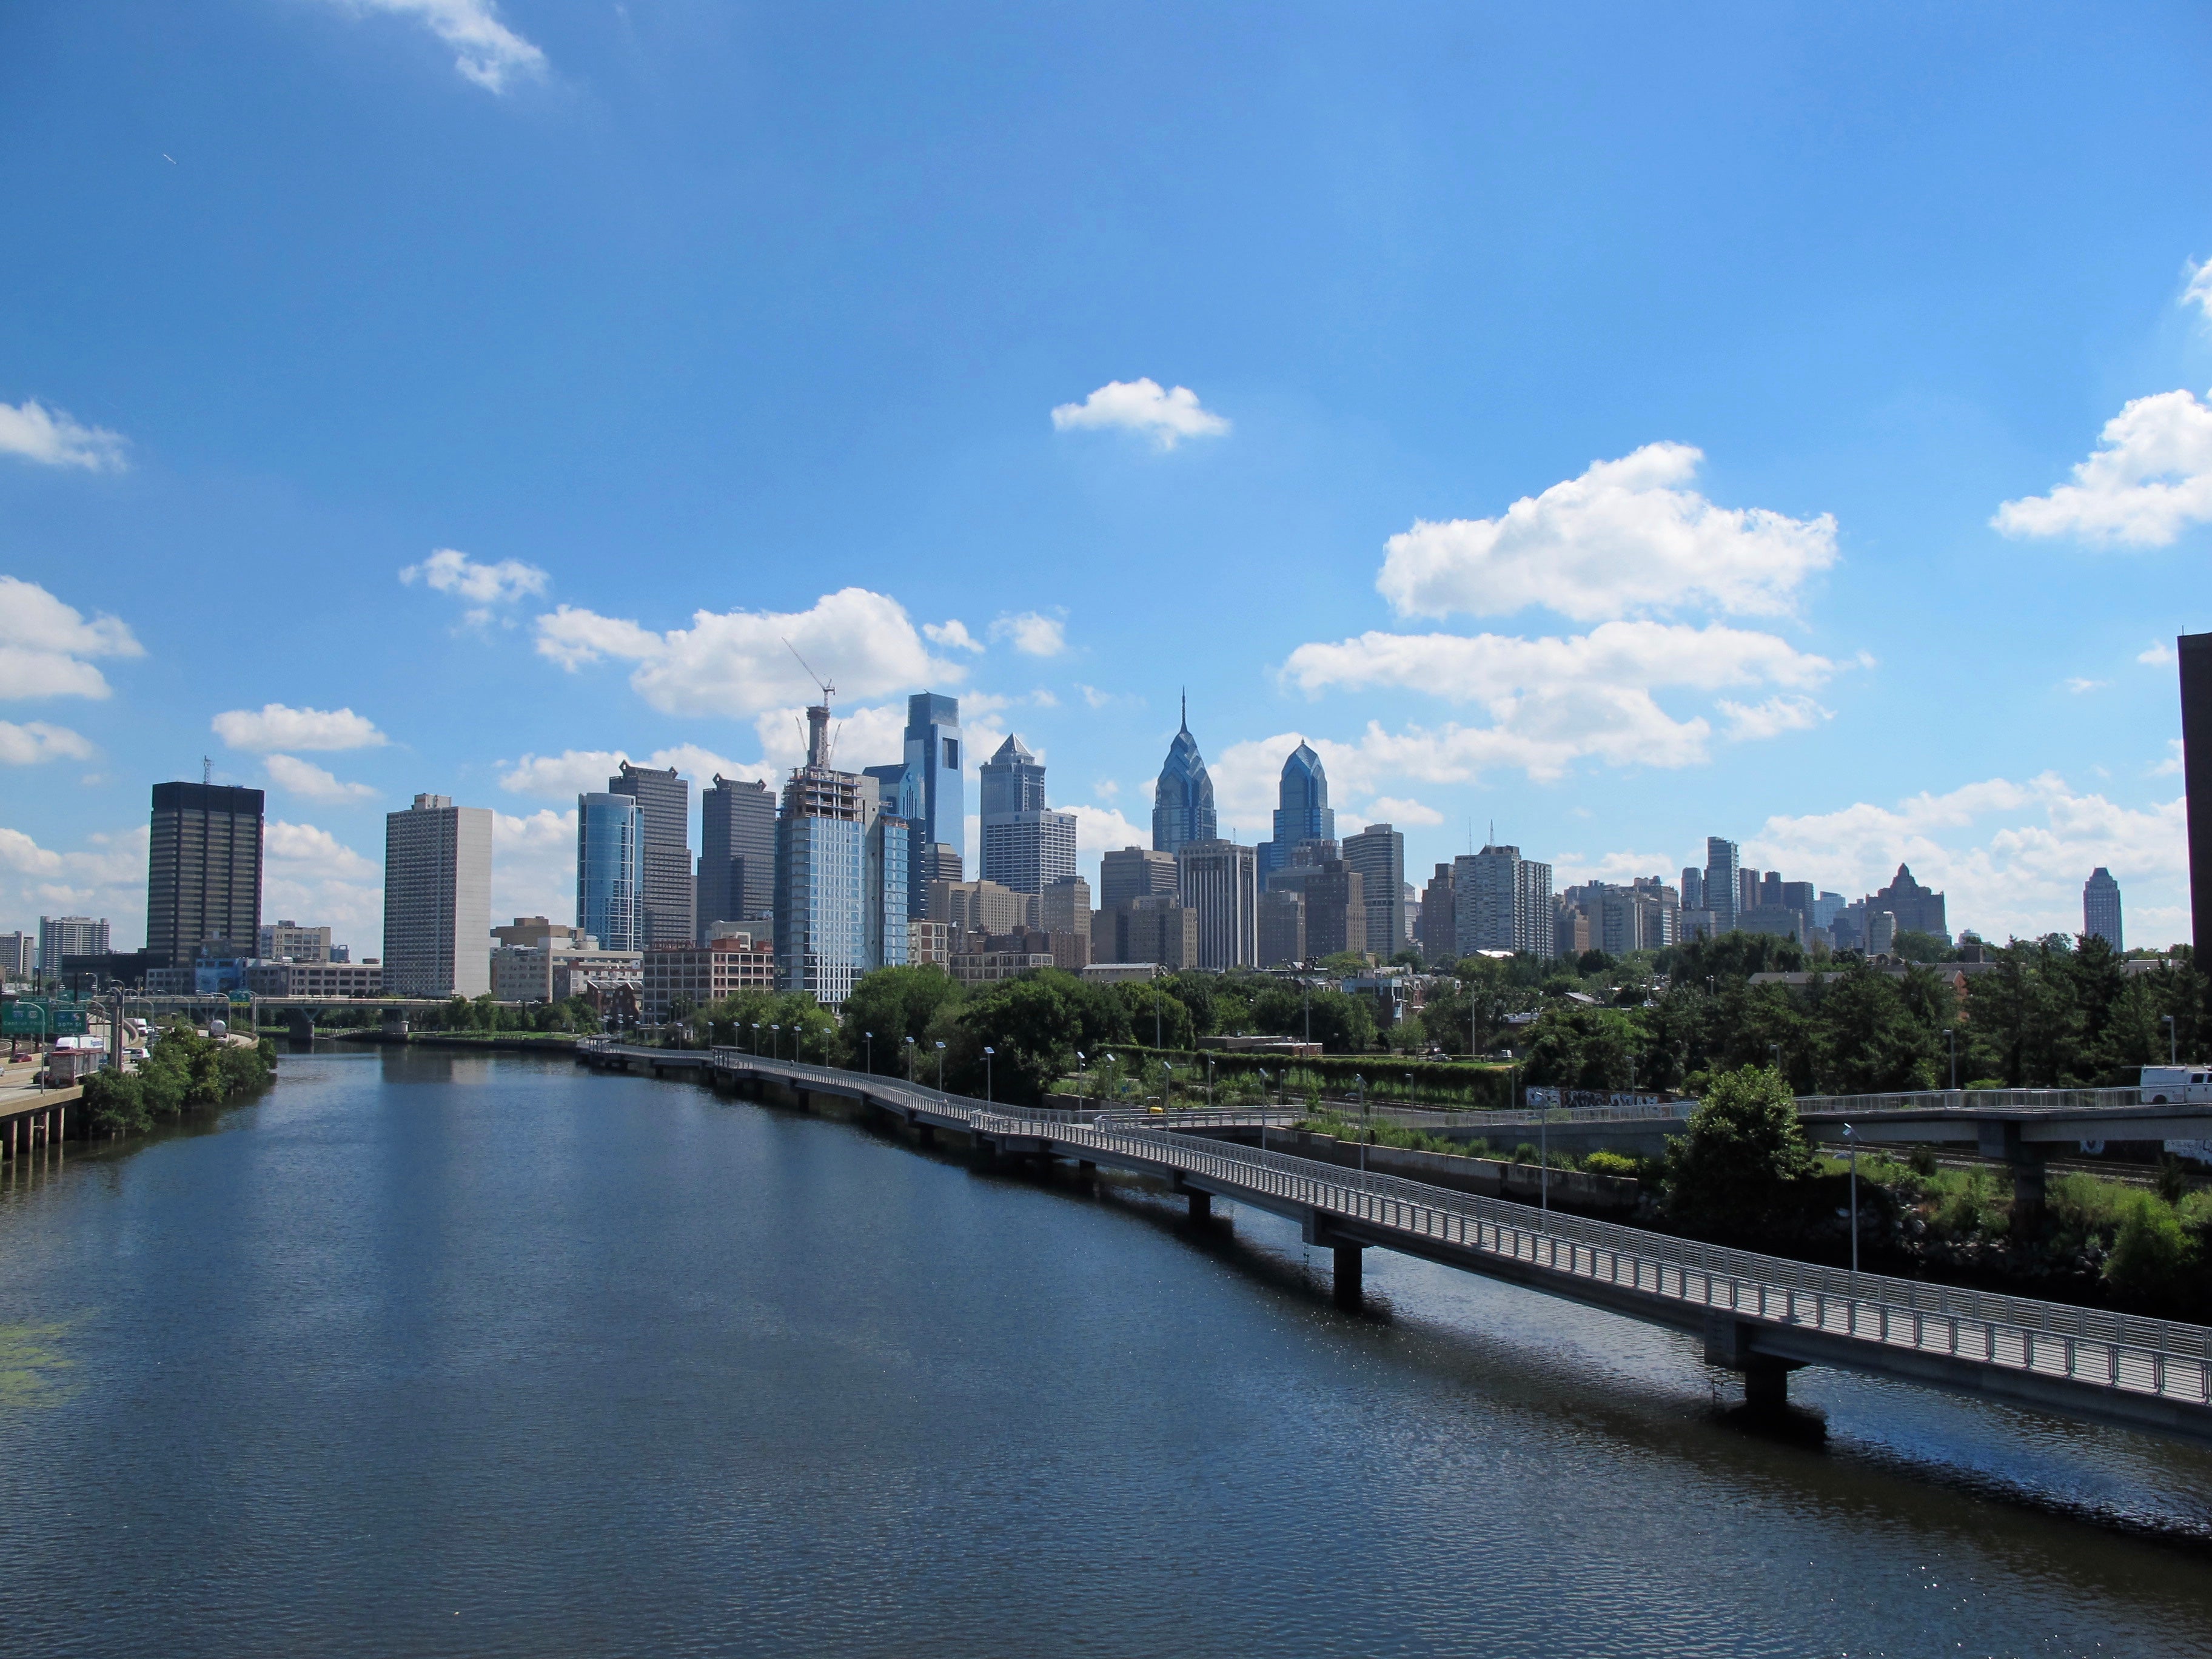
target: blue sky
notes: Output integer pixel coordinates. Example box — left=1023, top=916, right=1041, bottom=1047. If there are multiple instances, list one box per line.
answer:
left=5, top=1, right=2212, bottom=956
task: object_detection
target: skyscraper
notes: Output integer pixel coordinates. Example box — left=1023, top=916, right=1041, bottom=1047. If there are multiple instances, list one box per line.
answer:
left=978, top=734, right=1078, bottom=894
left=1342, top=823, right=1406, bottom=958
left=1703, top=837, right=1741, bottom=933
left=1176, top=840, right=1257, bottom=970
left=776, top=697, right=867, bottom=1007
left=1680, top=866, right=1704, bottom=911
left=1099, top=846, right=1178, bottom=910
left=903, top=693, right=964, bottom=890
left=577, top=792, right=646, bottom=953
left=2083, top=867, right=2123, bottom=951
left=1453, top=845, right=1553, bottom=956
left=1416, top=863, right=1455, bottom=963
left=2183, top=633, right=2212, bottom=951
left=609, top=762, right=693, bottom=947
left=384, top=793, right=494, bottom=997
left=698, top=775, right=777, bottom=943
left=38, top=916, right=109, bottom=971
left=147, top=782, right=264, bottom=964
left=1151, top=699, right=1217, bottom=856
left=1261, top=741, right=1333, bottom=888
left=865, top=809, right=911, bottom=971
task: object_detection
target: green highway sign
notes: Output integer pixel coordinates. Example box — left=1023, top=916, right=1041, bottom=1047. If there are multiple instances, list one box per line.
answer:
left=49, top=1010, right=88, bottom=1035
left=2, top=1004, right=45, bottom=1035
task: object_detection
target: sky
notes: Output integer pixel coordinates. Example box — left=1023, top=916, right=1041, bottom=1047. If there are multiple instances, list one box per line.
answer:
left=5, top=1, right=2212, bottom=957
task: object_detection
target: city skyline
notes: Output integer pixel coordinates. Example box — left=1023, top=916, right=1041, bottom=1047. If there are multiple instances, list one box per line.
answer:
left=2, top=7, right=2207, bottom=955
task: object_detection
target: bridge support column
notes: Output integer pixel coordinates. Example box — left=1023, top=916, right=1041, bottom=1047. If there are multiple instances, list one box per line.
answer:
left=1704, top=1312, right=1800, bottom=1412
left=1333, top=1244, right=1364, bottom=1307
left=1978, top=1122, right=2047, bottom=1233
left=1188, top=1189, right=1212, bottom=1221
left=916, top=1123, right=936, bottom=1147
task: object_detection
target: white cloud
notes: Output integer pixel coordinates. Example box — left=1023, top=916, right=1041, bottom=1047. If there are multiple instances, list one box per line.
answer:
left=0, top=722, right=93, bottom=765
left=1067, top=803, right=1148, bottom=854
left=0, top=398, right=127, bottom=471
left=1376, top=444, right=1838, bottom=622
left=2061, top=677, right=2108, bottom=695
left=535, top=588, right=962, bottom=717
left=1749, top=775, right=2187, bottom=943
left=1992, top=388, right=2212, bottom=547
left=213, top=703, right=387, bottom=752
left=1552, top=848, right=1688, bottom=888
left=1079, top=685, right=1114, bottom=709
left=266, top=754, right=379, bottom=805
left=492, top=808, right=576, bottom=926
left=261, top=821, right=381, bottom=947
left=752, top=703, right=914, bottom=776
left=267, top=820, right=379, bottom=881
left=0, top=823, right=149, bottom=940
left=0, top=577, right=144, bottom=700
left=924, top=619, right=984, bottom=653
left=1717, top=695, right=1831, bottom=740
left=498, top=745, right=767, bottom=799
left=1050, top=378, right=1230, bottom=449
left=2153, top=739, right=2184, bottom=777
left=323, top=0, right=546, bottom=92
left=399, top=547, right=549, bottom=619
left=991, top=611, right=1067, bottom=657
left=1362, top=797, right=1444, bottom=828
left=2140, top=642, right=2177, bottom=666
left=2185, top=260, right=2212, bottom=323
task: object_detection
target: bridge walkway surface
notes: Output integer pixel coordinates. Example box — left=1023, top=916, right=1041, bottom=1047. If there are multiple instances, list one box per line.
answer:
left=575, top=1039, right=2212, bottom=1446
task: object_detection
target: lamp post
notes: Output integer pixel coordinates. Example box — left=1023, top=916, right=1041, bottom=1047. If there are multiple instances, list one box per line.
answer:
left=904, top=1034, right=916, bottom=1083
left=1355, top=1073, right=1367, bottom=1173
left=749, top=1022, right=760, bottom=1056
left=1540, top=1081, right=1550, bottom=1221
left=1076, top=1051, right=1086, bottom=1101
left=1257, top=1070, right=1270, bottom=1155
left=1945, top=1027, right=1958, bottom=1091
left=769, top=1024, right=780, bottom=1062
left=864, top=1031, right=873, bottom=1076
left=934, top=1039, right=946, bottom=1095
left=983, top=1045, right=994, bottom=1104
left=2165, top=1013, right=2178, bottom=1067
left=1206, top=1054, right=1215, bottom=1107
left=1843, top=1122, right=1859, bottom=1276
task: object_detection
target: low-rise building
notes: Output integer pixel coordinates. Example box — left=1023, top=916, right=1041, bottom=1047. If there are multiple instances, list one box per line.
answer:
left=246, top=960, right=385, bottom=997
left=641, top=936, right=777, bottom=1019
left=909, top=920, right=950, bottom=967
left=948, top=948, right=1056, bottom=987
left=256, top=920, right=333, bottom=963
left=493, top=940, right=645, bottom=1002
left=1083, top=962, right=1164, bottom=984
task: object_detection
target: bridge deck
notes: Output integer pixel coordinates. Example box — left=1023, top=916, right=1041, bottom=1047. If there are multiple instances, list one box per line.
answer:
left=576, top=1040, right=2212, bottom=1446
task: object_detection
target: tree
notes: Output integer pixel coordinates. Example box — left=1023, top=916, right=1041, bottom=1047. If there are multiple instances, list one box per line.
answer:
left=1806, top=962, right=1940, bottom=1093
left=1521, top=1004, right=1641, bottom=1090
left=1247, top=984, right=1374, bottom=1053
left=934, top=969, right=1104, bottom=1103
left=1663, top=1064, right=1820, bottom=1235
left=838, top=965, right=964, bottom=1070
left=1891, top=928, right=1959, bottom=964
left=1119, top=981, right=1195, bottom=1051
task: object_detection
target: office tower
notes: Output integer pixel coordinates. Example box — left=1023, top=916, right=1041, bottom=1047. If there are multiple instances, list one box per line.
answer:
left=1257, top=889, right=1305, bottom=967
left=919, top=843, right=963, bottom=888
left=1703, top=837, right=1740, bottom=933
left=577, top=792, right=646, bottom=953
left=383, top=793, right=494, bottom=997
left=1680, top=866, right=1704, bottom=911
left=928, top=878, right=1037, bottom=935
left=1556, top=896, right=1593, bottom=957
left=1868, top=910, right=1899, bottom=954
left=1099, top=894, right=1198, bottom=970
left=1151, top=698, right=1218, bottom=856
left=2083, top=867, right=2123, bottom=951
left=977, top=734, right=1078, bottom=895
left=775, top=698, right=867, bottom=1007
left=865, top=810, right=911, bottom=970
left=903, top=692, right=964, bottom=866
left=147, top=782, right=264, bottom=964
left=1416, top=863, right=1456, bottom=962
left=1864, top=864, right=1947, bottom=941
left=1040, top=875, right=1091, bottom=935
left=609, top=762, right=693, bottom=947
left=699, top=776, right=777, bottom=943
left=1176, top=840, right=1258, bottom=970
left=1811, top=891, right=1846, bottom=932
left=1269, top=855, right=1362, bottom=958
left=1779, top=880, right=1815, bottom=916
left=1100, top=846, right=1179, bottom=910
left=1261, top=741, right=1335, bottom=888
left=1739, top=868, right=1761, bottom=916
left=2184, top=634, right=2212, bottom=951
left=38, top=915, right=109, bottom=971
left=1453, top=845, right=1552, bottom=956
left=1343, top=823, right=1406, bottom=959
left=0, top=932, right=30, bottom=980
left=860, top=762, right=925, bottom=920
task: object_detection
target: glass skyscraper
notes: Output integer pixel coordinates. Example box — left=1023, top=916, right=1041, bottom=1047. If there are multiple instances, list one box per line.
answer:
left=776, top=700, right=868, bottom=1007
left=902, top=692, right=962, bottom=916
left=1151, top=698, right=1217, bottom=856
left=577, top=792, right=645, bottom=952
left=1260, top=740, right=1334, bottom=888
left=979, top=733, right=1076, bottom=894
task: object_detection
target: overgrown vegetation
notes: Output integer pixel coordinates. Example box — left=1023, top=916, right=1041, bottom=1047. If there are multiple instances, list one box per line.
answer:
left=364, top=994, right=605, bottom=1034
left=79, top=1024, right=277, bottom=1136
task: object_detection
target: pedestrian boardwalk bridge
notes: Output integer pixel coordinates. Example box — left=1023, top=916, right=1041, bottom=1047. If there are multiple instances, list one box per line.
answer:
left=575, top=1039, right=2212, bottom=1446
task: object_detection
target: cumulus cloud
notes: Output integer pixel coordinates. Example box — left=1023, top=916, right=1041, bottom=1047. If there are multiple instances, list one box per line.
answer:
left=261, top=820, right=382, bottom=945
left=536, top=588, right=964, bottom=717
left=399, top=547, right=549, bottom=622
left=2153, top=739, right=2184, bottom=778
left=0, top=397, right=128, bottom=471
left=266, top=820, right=380, bottom=880
left=924, top=620, right=984, bottom=653
left=1363, top=796, right=1444, bottom=827
left=213, top=703, right=387, bottom=752
left=492, top=808, right=577, bottom=925
left=1377, top=444, right=1838, bottom=622
left=1748, top=775, right=2187, bottom=943
left=752, top=703, right=912, bottom=775
left=991, top=612, right=1067, bottom=657
left=498, top=745, right=764, bottom=799
left=1552, top=848, right=1689, bottom=888
left=2140, top=642, right=2177, bottom=666
left=2186, top=260, right=2212, bottom=323
left=1992, top=389, right=2212, bottom=547
left=0, top=722, right=93, bottom=765
left=323, top=0, right=546, bottom=92
left=1050, top=378, right=1230, bottom=449
left=0, top=823, right=149, bottom=937
left=266, top=754, right=379, bottom=805
left=0, top=577, right=144, bottom=700
left=2062, top=677, right=2108, bottom=695
left=1717, top=695, right=1831, bottom=740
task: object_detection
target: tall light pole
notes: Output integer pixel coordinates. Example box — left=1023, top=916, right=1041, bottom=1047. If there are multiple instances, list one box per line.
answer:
left=1540, top=1082, right=1550, bottom=1222
left=769, top=1023, right=780, bottom=1062
left=1076, top=1051, right=1086, bottom=1101
left=1257, top=1070, right=1270, bottom=1155
left=934, top=1039, right=946, bottom=1095
left=1355, top=1072, right=1367, bottom=1173
left=1843, top=1122, right=1859, bottom=1276
left=1945, top=1027, right=1958, bottom=1090
left=749, top=1022, right=760, bottom=1056
left=864, top=1031, right=873, bottom=1076
left=904, top=1034, right=916, bottom=1083
left=983, top=1045, right=994, bottom=1104
left=1206, top=1054, right=1215, bottom=1107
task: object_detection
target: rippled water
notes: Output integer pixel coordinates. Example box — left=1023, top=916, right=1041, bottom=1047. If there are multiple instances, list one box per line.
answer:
left=2, top=1044, right=2209, bottom=1657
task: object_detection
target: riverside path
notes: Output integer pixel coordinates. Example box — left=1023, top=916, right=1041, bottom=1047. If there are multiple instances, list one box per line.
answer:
left=575, top=1040, right=2212, bottom=1446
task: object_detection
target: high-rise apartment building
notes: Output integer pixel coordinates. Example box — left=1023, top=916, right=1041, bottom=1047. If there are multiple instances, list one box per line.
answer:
left=865, top=810, right=911, bottom=971
left=1100, top=846, right=1178, bottom=910
left=1270, top=856, right=1363, bottom=958
left=1416, top=863, right=1455, bottom=963
left=1343, top=823, right=1405, bottom=959
left=1176, top=839, right=1257, bottom=970
left=1257, top=889, right=1305, bottom=967
left=2182, top=633, right=2212, bottom=951
left=1703, top=837, right=1740, bottom=934
left=2083, top=867, right=2123, bottom=951
left=776, top=700, right=867, bottom=1007
left=0, top=932, right=31, bottom=980
left=383, top=794, right=493, bottom=997
left=610, top=762, right=693, bottom=947
left=147, top=782, right=264, bottom=964
left=977, top=734, right=1077, bottom=895
left=1040, top=876, right=1091, bottom=936
left=38, top=915, right=109, bottom=971
left=1097, top=894, right=1198, bottom=970
left=1453, top=845, right=1552, bottom=956
left=577, top=793, right=646, bottom=953
left=699, top=775, right=777, bottom=943
left=256, top=920, right=333, bottom=962
left=1680, top=866, right=1704, bottom=911
left=1151, top=700, right=1218, bottom=856
left=1260, top=741, right=1334, bottom=889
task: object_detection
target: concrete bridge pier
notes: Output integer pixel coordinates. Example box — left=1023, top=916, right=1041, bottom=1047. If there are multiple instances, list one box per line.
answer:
left=1978, top=1122, right=2048, bottom=1233
left=284, top=1008, right=317, bottom=1042
left=1333, top=1245, right=1364, bottom=1307
left=1187, top=1189, right=1212, bottom=1221
left=1704, top=1311, right=1801, bottom=1411
left=916, top=1122, right=936, bottom=1147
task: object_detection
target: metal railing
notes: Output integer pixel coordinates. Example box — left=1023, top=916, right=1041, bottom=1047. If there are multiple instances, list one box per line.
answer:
left=684, top=1050, right=2212, bottom=1412
left=1795, top=1087, right=2148, bottom=1116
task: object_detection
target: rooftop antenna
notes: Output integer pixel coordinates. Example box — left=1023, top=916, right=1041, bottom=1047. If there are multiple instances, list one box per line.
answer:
left=203, top=756, right=212, bottom=785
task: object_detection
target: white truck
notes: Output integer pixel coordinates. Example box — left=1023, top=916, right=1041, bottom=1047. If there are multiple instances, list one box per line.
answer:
left=2138, top=1065, right=2212, bottom=1105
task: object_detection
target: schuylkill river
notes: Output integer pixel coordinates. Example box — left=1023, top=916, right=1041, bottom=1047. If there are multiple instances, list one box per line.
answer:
left=5, top=1047, right=2212, bottom=1657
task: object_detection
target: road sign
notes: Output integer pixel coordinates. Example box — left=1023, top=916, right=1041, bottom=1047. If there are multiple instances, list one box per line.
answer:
left=2, top=1004, right=47, bottom=1035
left=49, top=1010, right=88, bottom=1035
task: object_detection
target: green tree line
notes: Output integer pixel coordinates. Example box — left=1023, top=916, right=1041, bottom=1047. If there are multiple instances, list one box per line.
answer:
left=81, top=1024, right=278, bottom=1135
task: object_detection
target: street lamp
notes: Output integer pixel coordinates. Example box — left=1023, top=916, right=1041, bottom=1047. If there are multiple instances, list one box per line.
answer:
left=903, top=1034, right=916, bottom=1082
left=749, top=1022, right=760, bottom=1056
left=1257, top=1070, right=1270, bottom=1155
left=2165, top=1013, right=2179, bottom=1067
left=1355, top=1073, right=1367, bottom=1173
left=864, top=1030, right=873, bottom=1076
left=983, top=1045, right=994, bottom=1104
left=769, top=1023, right=780, bottom=1062
left=1076, top=1051, right=1086, bottom=1101
left=934, top=1039, right=946, bottom=1094
left=1206, top=1054, right=1215, bottom=1108
left=1842, top=1122, right=1859, bottom=1277
left=1945, top=1027, right=1959, bottom=1091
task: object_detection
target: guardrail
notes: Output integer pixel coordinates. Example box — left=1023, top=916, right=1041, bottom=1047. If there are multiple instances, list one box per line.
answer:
left=679, top=1049, right=2212, bottom=1418
left=1795, top=1087, right=2148, bottom=1115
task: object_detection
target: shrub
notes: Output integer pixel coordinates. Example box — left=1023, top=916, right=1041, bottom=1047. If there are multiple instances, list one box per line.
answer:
left=1582, top=1150, right=1640, bottom=1179
left=1663, top=1064, right=1820, bottom=1235
left=2105, top=1195, right=2201, bottom=1316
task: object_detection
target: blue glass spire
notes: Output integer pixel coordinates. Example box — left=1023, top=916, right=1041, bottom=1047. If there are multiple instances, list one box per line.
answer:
left=1151, top=694, right=1218, bottom=856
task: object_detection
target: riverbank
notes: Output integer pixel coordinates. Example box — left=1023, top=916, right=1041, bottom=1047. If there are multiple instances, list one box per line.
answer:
left=315, top=1030, right=585, bottom=1054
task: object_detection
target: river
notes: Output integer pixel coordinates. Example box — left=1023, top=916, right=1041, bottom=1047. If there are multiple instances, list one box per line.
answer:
left=2, top=1044, right=2209, bottom=1657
